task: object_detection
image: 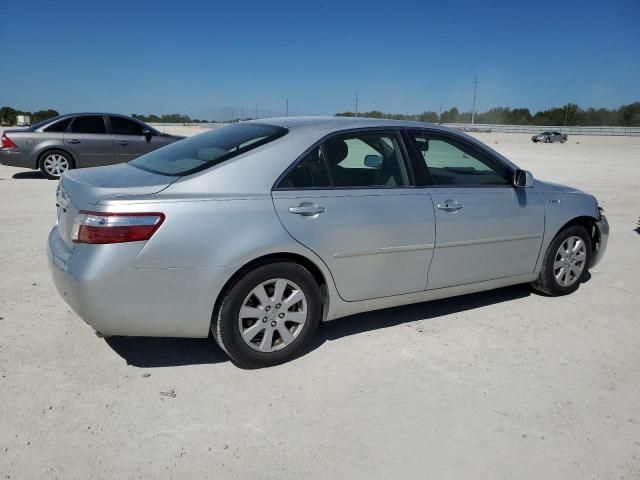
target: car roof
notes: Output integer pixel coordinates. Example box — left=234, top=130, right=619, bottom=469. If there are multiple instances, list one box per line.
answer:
left=248, top=116, right=457, bottom=135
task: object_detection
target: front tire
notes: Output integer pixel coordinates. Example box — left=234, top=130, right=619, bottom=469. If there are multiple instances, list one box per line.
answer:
left=531, top=225, right=592, bottom=296
left=212, top=262, right=322, bottom=368
left=39, top=150, right=74, bottom=179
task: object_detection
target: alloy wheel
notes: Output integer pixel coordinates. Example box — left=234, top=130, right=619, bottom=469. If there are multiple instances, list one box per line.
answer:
left=43, top=153, right=69, bottom=178
left=553, top=235, right=587, bottom=287
left=238, top=278, right=308, bottom=353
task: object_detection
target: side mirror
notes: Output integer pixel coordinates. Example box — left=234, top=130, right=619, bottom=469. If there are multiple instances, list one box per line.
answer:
left=142, top=128, right=153, bottom=142
left=364, top=154, right=383, bottom=169
left=513, top=169, right=534, bottom=188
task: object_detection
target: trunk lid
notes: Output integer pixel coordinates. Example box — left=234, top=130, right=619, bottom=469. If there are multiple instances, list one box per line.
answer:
left=56, top=163, right=177, bottom=246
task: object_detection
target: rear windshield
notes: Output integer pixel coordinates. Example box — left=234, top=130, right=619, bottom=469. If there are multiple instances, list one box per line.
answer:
left=129, top=123, right=287, bottom=176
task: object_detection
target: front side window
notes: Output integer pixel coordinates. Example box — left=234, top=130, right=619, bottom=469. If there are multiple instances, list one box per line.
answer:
left=130, top=123, right=286, bottom=176
left=110, top=116, right=145, bottom=136
left=69, top=116, right=106, bottom=134
left=409, top=132, right=511, bottom=186
left=323, top=132, right=410, bottom=187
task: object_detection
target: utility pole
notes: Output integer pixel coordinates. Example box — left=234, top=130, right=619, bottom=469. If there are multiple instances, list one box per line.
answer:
left=241, top=107, right=244, bottom=121
left=285, top=98, right=289, bottom=117
left=439, top=105, right=443, bottom=124
left=471, top=77, right=478, bottom=124
left=355, top=91, right=359, bottom=117
left=255, top=103, right=258, bottom=119
left=564, top=104, right=569, bottom=126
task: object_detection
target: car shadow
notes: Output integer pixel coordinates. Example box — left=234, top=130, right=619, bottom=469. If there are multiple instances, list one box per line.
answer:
left=106, top=336, right=229, bottom=368
left=307, top=285, right=530, bottom=351
left=105, top=285, right=531, bottom=369
left=635, top=217, right=640, bottom=235
left=12, top=171, right=46, bottom=179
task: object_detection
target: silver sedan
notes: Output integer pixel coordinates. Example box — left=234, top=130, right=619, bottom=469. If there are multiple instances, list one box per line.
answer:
left=47, top=117, right=608, bottom=367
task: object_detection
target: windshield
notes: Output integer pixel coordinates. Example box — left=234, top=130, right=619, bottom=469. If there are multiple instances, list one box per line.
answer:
left=129, top=123, right=287, bottom=176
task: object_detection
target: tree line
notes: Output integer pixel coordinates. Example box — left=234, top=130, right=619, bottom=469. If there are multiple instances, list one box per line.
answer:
left=0, top=106, right=60, bottom=126
left=3, top=102, right=639, bottom=127
left=336, top=102, right=640, bottom=126
left=132, top=113, right=212, bottom=124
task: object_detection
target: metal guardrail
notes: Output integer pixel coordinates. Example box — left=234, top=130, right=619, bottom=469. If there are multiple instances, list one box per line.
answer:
left=443, top=123, right=640, bottom=136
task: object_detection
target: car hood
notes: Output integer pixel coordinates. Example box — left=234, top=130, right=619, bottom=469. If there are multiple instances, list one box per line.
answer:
left=62, top=163, right=178, bottom=206
left=534, top=179, right=584, bottom=194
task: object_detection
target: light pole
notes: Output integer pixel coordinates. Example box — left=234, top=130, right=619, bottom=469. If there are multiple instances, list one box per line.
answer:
left=471, top=77, right=478, bottom=124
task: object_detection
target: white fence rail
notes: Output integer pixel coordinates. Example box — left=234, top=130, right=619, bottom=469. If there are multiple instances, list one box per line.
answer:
left=444, top=123, right=640, bottom=136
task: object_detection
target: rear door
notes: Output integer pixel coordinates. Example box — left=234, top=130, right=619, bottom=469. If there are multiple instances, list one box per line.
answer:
left=64, top=115, right=114, bottom=166
left=108, top=116, right=165, bottom=163
left=407, top=130, right=545, bottom=290
left=272, top=130, right=435, bottom=302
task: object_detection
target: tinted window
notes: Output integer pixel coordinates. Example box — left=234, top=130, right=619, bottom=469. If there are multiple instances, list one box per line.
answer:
left=69, top=116, right=106, bottom=134
left=323, top=133, right=410, bottom=187
left=110, top=116, right=145, bottom=135
left=279, top=147, right=329, bottom=189
left=410, top=132, right=511, bottom=186
left=43, top=117, right=72, bottom=133
left=130, top=123, right=286, bottom=176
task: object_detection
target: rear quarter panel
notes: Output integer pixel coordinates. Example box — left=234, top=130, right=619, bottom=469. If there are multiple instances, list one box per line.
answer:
left=99, top=193, right=339, bottom=296
left=31, top=133, right=68, bottom=168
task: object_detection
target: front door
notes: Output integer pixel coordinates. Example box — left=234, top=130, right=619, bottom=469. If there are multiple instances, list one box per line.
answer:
left=272, top=131, right=436, bottom=302
left=407, top=130, right=545, bottom=290
left=109, top=116, right=164, bottom=163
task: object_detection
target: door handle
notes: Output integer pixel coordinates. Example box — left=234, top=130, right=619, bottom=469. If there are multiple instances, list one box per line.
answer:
left=289, top=205, right=326, bottom=216
left=116, top=140, right=129, bottom=145
left=66, top=139, right=80, bottom=144
left=436, top=200, right=464, bottom=212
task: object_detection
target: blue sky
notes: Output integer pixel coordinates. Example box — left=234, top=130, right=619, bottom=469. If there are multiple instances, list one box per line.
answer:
left=1, top=0, right=638, bottom=120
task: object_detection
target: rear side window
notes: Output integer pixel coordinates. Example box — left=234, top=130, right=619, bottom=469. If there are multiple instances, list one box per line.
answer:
left=323, top=132, right=410, bottom=187
left=130, top=123, right=287, bottom=176
left=44, top=117, right=72, bottom=133
left=278, top=147, right=329, bottom=189
left=110, top=116, right=145, bottom=136
left=69, top=116, right=106, bottom=134
left=278, top=131, right=411, bottom=189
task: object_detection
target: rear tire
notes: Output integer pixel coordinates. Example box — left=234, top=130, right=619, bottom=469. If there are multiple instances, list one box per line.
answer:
left=531, top=225, right=592, bottom=296
left=39, top=150, right=74, bottom=180
left=212, top=262, right=322, bottom=368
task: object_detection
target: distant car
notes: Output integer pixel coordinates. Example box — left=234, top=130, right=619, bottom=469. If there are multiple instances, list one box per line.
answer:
left=532, top=131, right=567, bottom=143
left=47, top=117, right=608, bottom=367
left=0, top=113, right=184, bottom=179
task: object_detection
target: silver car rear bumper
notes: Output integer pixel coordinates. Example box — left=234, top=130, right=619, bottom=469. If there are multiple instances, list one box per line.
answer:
left=47, top=226, right=234, bottom=338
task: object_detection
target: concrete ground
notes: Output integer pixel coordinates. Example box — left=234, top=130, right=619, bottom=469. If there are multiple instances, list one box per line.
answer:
left=0, top=128, right=639, bottom=479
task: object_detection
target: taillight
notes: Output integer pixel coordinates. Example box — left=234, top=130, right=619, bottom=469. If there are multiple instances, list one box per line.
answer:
left=1, top=133, right=17, bottom=149
left=71, top=211, right=165, bottom=244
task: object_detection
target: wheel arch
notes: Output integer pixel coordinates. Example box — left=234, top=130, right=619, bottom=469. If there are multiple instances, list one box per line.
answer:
left=37, top=147, right=76, bottom=169
left=211, top=252, right=331, bottom=329
left=547, top=214, right=600, bottom=262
